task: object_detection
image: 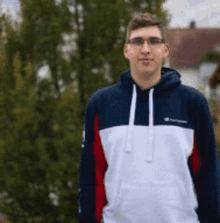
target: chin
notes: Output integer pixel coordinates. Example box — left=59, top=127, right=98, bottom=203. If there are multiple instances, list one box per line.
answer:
left=139, top=69, right=153, bottom=75
left=139, top=68, right=160, bottom=79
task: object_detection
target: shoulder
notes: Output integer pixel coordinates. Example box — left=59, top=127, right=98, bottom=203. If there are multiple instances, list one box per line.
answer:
left=178, top=84, right=207, bottom=101
left=87, top=83, right=120, bottom=106
left=178, top=84, right=210, bottom=112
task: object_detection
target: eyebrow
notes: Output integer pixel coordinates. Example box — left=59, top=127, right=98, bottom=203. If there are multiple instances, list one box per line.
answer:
left=131, top=36, right=162, bottom=39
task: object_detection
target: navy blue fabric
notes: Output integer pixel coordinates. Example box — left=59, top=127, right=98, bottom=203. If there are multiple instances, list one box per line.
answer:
left=97, top=68, right=195, bottom=130
left=78, top=67, right=220, bottom=223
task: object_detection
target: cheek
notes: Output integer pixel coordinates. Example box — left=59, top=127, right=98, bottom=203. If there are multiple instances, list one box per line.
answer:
left=127, top=54, right=138, bottom=64
left=153, top=48, right=166, bottom=60
left=129, top=48, right=138, bottom=57
left=126, top=45, right=139, bottom=57
left=154, top=48, right=163, bottom=55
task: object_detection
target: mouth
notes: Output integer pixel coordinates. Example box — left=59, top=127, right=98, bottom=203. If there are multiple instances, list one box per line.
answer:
left=138, top=58, right=153, bottom=61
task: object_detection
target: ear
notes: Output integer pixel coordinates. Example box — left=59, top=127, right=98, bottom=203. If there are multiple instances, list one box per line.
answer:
left=123, top=44, right=129, bottom=59
left=164, top=43, right=170, bottom=59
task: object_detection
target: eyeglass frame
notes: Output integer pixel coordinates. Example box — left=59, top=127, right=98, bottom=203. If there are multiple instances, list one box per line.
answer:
left=127, top=36, right=165, bottom=47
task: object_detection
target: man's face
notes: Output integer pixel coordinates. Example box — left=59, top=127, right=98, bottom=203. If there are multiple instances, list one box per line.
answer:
left=124, top=26, right=170, bottom=80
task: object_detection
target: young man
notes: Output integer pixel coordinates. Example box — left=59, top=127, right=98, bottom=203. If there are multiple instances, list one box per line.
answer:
left=78, top=13, right=220, bottom=223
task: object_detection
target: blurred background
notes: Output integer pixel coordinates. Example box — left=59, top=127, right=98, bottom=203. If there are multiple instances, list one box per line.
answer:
left=0, top=0, right=219, bottom=222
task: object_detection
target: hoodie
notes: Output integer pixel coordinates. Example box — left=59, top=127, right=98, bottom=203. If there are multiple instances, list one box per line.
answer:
left=78, top=67, right=220, bottom=223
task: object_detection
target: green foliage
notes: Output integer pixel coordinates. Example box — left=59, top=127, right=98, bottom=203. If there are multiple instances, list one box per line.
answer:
left=0, top=0, right=171, bottom=222
left=208, top=99, right=219, bottom=125
left=208, top=99, right=220, bottom=159
left=200, top=50, right=220, bottom=63
left=0, top=52, right=81, bottom=222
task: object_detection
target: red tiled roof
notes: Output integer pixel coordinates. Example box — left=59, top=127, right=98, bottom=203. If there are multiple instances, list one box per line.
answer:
left=168, top=28, right=220, bottom=68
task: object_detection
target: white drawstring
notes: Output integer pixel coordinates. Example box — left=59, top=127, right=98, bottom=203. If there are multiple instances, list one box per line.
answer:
left=125, top=85, right=155, bottom=162
left=125, top=84, right=137, bottom=152
left=146, top=88, right=154, bottom=162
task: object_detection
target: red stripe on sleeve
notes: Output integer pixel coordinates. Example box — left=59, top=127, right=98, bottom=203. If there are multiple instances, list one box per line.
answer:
left=93, top=113, right=108, bottom=222
left=191, top=133, right=201, bottom=176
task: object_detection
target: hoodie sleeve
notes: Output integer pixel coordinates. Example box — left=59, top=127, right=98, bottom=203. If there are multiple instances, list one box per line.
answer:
left=190, top=94, right=220, bottom=223
left=78, top=96, right=108, bottom=223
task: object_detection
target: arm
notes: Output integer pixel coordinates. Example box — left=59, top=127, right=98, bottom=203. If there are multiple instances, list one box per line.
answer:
left=78, top=97, right=107, bottom=223
left=191, top=95, right=220, bottom=223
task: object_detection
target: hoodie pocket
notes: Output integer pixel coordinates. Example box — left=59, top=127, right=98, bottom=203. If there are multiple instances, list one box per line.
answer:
left=115, top=182, right=195, bottom=222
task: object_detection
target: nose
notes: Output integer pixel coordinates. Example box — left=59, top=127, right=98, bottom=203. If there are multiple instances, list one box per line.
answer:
left=141, top=40, right=151, bottom=53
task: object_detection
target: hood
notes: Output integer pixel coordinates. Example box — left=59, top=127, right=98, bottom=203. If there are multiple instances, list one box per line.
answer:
left=119, top=67, right=182, bottom=162
left=119, top=67, right=181, bottom=96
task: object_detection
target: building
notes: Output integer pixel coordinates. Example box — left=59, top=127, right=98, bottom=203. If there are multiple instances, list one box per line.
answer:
left=167, top=24, right=220, bottom=142
left=167, top=24, right=220, bottom=99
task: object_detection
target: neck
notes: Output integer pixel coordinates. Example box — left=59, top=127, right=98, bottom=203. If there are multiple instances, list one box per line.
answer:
left=131, top=71, right=162, bottom=91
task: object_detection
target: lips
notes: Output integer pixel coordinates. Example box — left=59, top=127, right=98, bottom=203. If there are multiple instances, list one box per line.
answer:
left=138, top=58, right=153, bottom=61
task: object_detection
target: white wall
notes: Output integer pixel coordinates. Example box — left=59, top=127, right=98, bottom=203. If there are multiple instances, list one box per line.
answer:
left=174, top=68, right=201, bottom=88
left=174, top=67, right=211, bottom=99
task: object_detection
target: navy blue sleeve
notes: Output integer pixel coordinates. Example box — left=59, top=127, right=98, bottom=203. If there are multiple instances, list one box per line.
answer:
left=193, top=94, right=220, bottom=223
left=78, top=97, right=98, bottom=223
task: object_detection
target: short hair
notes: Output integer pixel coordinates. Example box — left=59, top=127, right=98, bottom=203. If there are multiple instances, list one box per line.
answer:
left=126, top=13, right=168, bottom=43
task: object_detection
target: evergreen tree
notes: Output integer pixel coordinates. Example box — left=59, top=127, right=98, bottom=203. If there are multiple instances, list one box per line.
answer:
left=0, top=1, right=171, bottom=222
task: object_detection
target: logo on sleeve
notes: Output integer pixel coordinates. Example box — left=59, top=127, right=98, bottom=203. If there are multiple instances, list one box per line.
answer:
left=81, top=125, right=85, bottom=148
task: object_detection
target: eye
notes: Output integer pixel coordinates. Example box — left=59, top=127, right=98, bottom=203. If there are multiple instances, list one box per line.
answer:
left=132, top=38, right=143, bottom=45
left=149, top=37, right=161, bottom=45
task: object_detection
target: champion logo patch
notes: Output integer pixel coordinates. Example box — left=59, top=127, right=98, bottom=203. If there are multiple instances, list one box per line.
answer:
left=164, top=117, right=188, bottom=124
left=81, top=127, right=85, bottom=148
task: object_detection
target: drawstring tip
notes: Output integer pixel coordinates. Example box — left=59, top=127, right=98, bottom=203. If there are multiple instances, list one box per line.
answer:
left=146, top=156, right=153, bottom=162
left=125, top=144, right=132, bottom=152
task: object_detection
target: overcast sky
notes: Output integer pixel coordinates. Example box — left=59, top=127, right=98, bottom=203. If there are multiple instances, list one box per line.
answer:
left=1, top=0, right=220, bottom=28
left=163, top=0, right=220, bottom=28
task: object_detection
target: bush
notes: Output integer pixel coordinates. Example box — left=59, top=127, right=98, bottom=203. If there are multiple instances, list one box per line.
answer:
left=0, top=66, right=82, bottom=222
left=200, top=51, right=220, bottom=63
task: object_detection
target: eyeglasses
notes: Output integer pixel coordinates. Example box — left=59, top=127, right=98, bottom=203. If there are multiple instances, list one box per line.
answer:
left=127, top=37, right=165, bottom=47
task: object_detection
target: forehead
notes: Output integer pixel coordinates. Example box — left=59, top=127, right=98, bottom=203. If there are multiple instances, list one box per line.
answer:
left=130, top=26, right=162, bottom=39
